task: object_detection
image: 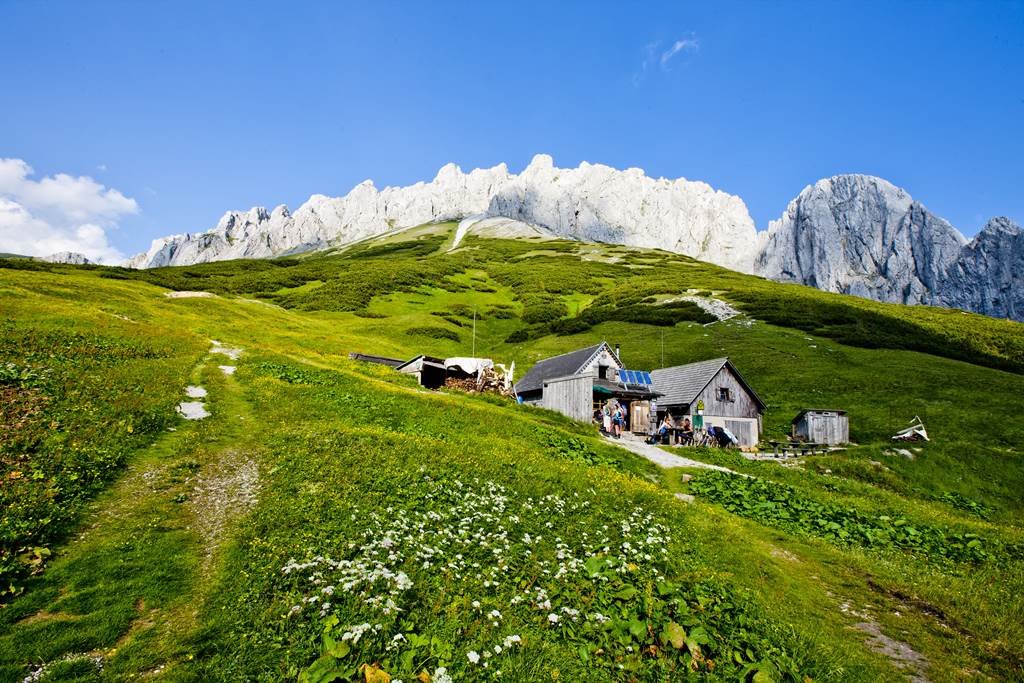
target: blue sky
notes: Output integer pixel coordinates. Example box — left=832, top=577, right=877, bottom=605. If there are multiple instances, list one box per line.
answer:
left=1, top=0, right=1022, bottom=261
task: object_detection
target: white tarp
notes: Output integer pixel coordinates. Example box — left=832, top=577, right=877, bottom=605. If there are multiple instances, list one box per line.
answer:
left=444, top=357, right=494, bottom=375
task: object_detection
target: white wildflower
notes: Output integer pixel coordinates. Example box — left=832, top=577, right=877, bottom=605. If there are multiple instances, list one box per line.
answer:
left=502, top=634, right=522, bottom=648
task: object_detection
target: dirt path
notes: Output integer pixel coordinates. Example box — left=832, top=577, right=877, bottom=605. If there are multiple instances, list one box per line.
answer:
left=3, top=346, right=261, bottom=681
left=605, top=435, right=738, bottom=473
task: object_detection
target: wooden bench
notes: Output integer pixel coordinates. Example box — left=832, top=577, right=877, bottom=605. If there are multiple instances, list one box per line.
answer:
left=767, top=440, right=828, bottom=457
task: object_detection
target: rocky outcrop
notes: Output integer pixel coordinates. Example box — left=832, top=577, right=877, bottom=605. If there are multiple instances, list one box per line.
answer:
left=941, top=217, right=1023, bottom=320
left=755, top=176, right=966, bottom=305
left=126, top=155, right=758, bottom=272
left=486, top=155, right=757, bottom=271
left=756, top=175, right=1022, bottom=320
left=43, top=251, right=93, bottom=265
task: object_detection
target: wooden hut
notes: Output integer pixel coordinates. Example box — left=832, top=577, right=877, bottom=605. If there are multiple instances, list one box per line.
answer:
left=396, top=355, right=447, bottom=389
left=792, top=410, right=848, bottom=445
left=650, top=357, right=765, bottom=446
left=515, top=342, right=659, bottom=427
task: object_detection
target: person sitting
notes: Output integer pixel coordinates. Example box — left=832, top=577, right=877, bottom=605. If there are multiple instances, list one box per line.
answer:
left=708, top=425, right=732, bottom=448
left=655, top=413, right=674, bottom=444
left=676, top=417, right=694, bottom=445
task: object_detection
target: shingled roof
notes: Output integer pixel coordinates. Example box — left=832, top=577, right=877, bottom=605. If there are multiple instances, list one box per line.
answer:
left=650, top=357, right=765, bottom=411
left=514, top=342, right=615, bottom=395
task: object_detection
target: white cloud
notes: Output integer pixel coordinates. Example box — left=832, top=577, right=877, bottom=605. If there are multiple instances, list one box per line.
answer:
left=633, top=35, right=700, bottom=86
left=633, top=41, right=661, bottom=86
left=0, top=158, right=138, bottom=263
left=660, top=38, right=699, bottom=68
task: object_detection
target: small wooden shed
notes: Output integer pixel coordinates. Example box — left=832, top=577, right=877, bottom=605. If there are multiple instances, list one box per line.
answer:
left=396, top=355, right=447, bottom=389
left=792, top=409, right=848, bottom=445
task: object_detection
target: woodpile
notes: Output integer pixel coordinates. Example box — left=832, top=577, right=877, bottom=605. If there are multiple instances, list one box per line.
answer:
left=443, top=368, right=514, bottom=396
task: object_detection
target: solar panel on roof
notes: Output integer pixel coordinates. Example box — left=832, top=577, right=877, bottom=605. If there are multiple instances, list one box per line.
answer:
left=619, top=369, right=652, bottom=386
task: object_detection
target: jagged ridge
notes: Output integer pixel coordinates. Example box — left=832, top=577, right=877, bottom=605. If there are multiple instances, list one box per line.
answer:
left=126, top=158, right=1022, bottom=321
left=127, top=154, right=757, bottom=272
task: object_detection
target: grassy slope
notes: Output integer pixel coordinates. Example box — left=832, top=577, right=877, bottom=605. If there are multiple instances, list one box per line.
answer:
left=0, top=228, right=1022, bottom=681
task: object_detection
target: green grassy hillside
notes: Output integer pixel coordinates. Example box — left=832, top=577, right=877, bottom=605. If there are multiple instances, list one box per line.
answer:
left=1, top=225, right=1022, bottom=682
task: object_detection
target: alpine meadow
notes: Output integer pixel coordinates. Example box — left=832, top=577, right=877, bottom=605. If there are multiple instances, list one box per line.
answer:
left=2, top=223, right=1023, bottom=682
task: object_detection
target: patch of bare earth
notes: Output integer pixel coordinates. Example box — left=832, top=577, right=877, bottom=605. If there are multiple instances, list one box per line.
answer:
left=853, top=620, right=929, bottom=682
left=769, top=546, right=800, bottom=562
left=839, top=598, right=930, bottom=681
left=190, top=449, right=259, bottom=567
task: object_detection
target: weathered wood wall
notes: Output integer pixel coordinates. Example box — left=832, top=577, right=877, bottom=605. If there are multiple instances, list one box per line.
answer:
left=578, top=346, right=623, bottom=379
left=542, top=375, right=593, bottom=422
left=794, top=412, right=849, bottom=444
left=722, top=418, right=759, bottom=446
left=693, top=365, right=762, bottom=419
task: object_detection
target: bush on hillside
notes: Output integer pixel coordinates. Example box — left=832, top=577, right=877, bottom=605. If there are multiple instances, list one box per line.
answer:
left=405, top=326, right=461, bottom=342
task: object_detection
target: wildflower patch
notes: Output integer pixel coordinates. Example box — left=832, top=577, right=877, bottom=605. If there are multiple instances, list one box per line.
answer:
left=278, top=474, right=798, bottom=681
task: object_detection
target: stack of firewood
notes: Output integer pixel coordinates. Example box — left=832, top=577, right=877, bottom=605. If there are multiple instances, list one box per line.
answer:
left=443, top=369, right=513, bottom=396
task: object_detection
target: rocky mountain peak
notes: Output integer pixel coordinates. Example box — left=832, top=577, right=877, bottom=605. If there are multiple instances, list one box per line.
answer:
left=43, top=251, right=92, bottom=265
left=977, top=216, right=1022, bottom=238
left=127, top=155, right=758, bottom=273
left=756, top=173, right=967, bottom=304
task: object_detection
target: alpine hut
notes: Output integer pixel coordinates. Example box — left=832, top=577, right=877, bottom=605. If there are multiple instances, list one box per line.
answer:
left=650, top=357, right=765, bottom=446
left=514, top=342, right=659, bottom=427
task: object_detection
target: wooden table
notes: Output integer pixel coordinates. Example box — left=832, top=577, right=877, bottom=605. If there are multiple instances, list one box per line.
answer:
left=768, top=440, right=828, bottom=457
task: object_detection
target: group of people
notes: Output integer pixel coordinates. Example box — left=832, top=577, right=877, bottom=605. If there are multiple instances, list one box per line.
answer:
left=653, top=413, right=694, bottom=445
left=650, top=414, right=737, bottom=448
left=594, top=400, right=627, bottom=439
left=594, top=402, right=738, bottom=449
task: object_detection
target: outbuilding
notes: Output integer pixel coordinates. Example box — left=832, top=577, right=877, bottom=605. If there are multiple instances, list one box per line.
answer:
left=396, top=355, right=448, bottom=389
left=791, top=409, right=848, bottom=445
left=650, top=357, right=765, bottom=447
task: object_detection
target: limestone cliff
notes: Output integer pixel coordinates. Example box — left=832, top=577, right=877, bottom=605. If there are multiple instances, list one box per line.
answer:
left=126, top=155, right=758, bottom=272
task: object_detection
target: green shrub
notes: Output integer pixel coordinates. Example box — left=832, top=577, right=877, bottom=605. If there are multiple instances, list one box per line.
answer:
left=405, top=326, right=461, bottom=342
left=522, top=301, right=568, bottom=325
left=689, top=471, right=1018, bottom=564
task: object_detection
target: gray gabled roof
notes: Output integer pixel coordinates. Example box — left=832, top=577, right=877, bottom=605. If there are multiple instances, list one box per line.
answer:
left=348, top=352, right=406, bottom=368
left=792, top=409, right=847, bottom=422
left=515, top=342, right=613, bottom=395
left=650, top=357, right=765, bottom=411
left=396, top=354, right=445, bottom=372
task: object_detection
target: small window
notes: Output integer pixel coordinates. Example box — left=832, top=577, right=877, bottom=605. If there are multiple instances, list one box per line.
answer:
left=717, top=387, right=733, bottom=402
left=598, top=365, right=609, bottom=379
